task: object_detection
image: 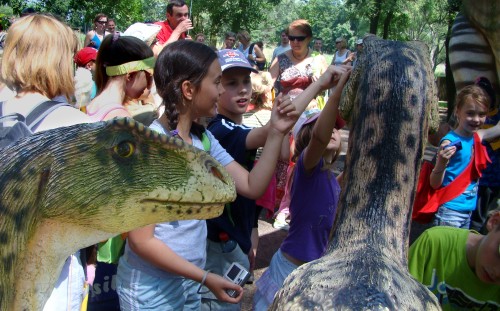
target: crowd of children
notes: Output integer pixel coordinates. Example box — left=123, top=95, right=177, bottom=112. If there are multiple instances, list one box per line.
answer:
left=0, top=8, right=499, bottom=311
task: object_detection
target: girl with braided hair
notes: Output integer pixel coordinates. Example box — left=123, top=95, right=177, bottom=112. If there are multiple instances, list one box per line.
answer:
left=116, top=40, right=299, bottom=310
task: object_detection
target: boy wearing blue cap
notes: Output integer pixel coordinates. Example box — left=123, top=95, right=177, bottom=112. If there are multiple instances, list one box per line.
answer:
left=201, top=49, right=288, bottom=311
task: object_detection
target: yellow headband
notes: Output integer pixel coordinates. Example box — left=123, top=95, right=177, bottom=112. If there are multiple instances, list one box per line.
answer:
left=106, top=57, right=155, bottom=76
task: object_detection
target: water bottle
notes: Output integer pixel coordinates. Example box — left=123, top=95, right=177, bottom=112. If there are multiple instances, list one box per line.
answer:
left=219, top=232, right=237, bottom=253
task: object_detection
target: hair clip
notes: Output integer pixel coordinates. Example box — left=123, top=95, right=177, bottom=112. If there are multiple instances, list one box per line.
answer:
left=112, top=31, right=120, bottom=43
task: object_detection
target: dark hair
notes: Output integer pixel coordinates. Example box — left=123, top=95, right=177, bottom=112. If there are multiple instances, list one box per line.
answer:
left=93, top=13, right=107, bottom=23
left=167, top=0, right=187, bottom=15
left=475, top=77, right=496, bottom=110
left=95, top=34, right=154, bottom=92
left=20, top=7, right=37, bottom=17
left=154, top=40, right=217, bottom=138
left=293, top=120, right=341, bottom=166
left=225, top=31, right=236, bottom=39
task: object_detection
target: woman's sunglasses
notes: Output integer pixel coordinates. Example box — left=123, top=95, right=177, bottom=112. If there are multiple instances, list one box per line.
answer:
left=288, top=35, right=307, bottom=42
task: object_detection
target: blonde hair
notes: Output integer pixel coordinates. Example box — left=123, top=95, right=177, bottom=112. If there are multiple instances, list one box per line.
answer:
left=288, top=19, right=313, bottom=38
left=1, top=14, right=77, bottom=99
left=250, top=71, right=273, bottom=109
left=237, top=30, right=251, bottom=43
left=335, top=37, right=347, bottom=49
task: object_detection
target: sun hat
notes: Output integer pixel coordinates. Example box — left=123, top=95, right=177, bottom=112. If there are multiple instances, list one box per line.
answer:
left=123, top=23, right=161, bottom=46
left=293, top=109, right=321, bottom=138
left=292, top=108, right=346, bottom=138
left=217, top=49, right=258, bottom=73
left=74, top=47, right=98, bottom=67
left=356, top=39, right=363, bottom=45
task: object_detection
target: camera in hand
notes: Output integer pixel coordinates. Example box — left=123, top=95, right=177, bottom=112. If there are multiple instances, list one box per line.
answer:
left=223, top=262, right=250, bottom=298
left=444, top=139, right=462, bottom=151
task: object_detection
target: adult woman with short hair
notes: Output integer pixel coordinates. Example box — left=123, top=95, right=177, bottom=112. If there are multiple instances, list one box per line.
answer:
left=268, top=19, right=328, bottom=98
left=237, top=30, right=266, bottom=71
left=331, top=37, right=352, bottom=66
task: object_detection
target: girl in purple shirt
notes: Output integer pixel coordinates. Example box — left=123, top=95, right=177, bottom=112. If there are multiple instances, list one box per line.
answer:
left=253, top=67, right=351, bottom=310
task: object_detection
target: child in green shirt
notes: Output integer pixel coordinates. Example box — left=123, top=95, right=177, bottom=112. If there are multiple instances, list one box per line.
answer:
left=408, top=208, right=500, bottom=310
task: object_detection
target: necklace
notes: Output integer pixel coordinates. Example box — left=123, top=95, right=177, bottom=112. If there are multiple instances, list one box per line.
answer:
left=292, top=48, right=309, bottom=61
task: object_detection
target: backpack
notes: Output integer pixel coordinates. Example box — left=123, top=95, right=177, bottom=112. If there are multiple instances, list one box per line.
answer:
left=0, top=100, right=71, bottom=149
left=411, top=133, right=490, bottom=223
left=248, top=42, right=266, bottom=71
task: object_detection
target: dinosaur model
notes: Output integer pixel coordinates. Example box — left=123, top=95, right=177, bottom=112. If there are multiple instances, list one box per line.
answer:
left=449, top=0, right=499, bottom=109
left=270, top=36, right=440, bottom=310
left=0, top=117, right=236, bottom=311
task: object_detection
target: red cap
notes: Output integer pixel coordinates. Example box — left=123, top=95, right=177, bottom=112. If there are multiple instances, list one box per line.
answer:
left=74, top=47, right=98, bottom=67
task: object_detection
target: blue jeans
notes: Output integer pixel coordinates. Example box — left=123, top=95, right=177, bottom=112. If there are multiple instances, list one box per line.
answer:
left=253, top=249, right=299, bottom=311
left=432, top=205, right=472, bottom=229
left=200, top=239, right=249, bottom=311
left=117, top=256, right=201, bottom=311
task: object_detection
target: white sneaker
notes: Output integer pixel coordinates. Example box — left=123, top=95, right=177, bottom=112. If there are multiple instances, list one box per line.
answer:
left=273, top=219, right=289, bottom=231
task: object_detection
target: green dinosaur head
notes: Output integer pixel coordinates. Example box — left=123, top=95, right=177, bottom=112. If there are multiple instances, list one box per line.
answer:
left=0, top=117, right=236, bottom=235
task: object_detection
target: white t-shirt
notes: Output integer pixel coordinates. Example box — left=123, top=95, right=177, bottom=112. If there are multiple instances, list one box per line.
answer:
left=122, top=120, right=234, bottom=278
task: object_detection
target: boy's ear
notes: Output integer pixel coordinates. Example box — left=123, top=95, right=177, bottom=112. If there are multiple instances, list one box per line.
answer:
left=486, top=211, right=500, bottom=233
left=181, top=80, right=194, bottom=101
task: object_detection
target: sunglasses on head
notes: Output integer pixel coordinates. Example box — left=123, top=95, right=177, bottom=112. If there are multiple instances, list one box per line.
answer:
left=288, top=35, right=307, bottom=42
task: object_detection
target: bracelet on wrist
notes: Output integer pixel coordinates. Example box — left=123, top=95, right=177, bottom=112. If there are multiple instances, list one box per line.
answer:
left=197, top=270, right=211, bottom=294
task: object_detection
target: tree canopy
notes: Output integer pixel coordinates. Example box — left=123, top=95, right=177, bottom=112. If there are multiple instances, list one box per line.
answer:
left=1, top=0, right=460, bottom=69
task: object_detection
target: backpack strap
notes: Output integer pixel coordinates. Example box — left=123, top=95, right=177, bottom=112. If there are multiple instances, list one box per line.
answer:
left=248, top=43, right=255, bottom=56
left=25, top=100, right=71, bottom=131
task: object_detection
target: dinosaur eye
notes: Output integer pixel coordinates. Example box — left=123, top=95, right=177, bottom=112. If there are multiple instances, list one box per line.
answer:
left=114, top=141, right=135, bottom=158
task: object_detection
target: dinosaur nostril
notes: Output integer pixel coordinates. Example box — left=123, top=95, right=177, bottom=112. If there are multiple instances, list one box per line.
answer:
left=210, top=166, right=226, bottom=184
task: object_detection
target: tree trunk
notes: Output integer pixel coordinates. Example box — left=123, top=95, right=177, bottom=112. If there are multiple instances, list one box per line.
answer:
left=369, top=0, right=383, bottom=35
left=382, top=10, right=393, bottom=39
left=270, top=36, right=440, bottom=310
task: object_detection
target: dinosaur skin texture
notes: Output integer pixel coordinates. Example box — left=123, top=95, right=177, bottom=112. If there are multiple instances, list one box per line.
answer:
left=270, top=36, right=440, bottom=310
left=0, top=117, right=236, bottom=311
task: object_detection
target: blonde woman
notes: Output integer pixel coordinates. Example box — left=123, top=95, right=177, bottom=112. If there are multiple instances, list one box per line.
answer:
left=237, top=30, right=266, bottom=70
left=331, top=37, right=352, bottom=66
left=1, top=14, right=90, bottom=311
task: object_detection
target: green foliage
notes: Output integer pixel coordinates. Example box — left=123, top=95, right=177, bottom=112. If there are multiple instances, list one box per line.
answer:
left=1, top=0, right=455, bottom=71
left=0, top=4, right=12, bottom=30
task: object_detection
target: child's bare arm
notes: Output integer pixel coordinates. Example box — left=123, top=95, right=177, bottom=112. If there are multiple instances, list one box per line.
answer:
left=478, top=120, right=500, bottom=142
left=302, top=69, right=351, bottom=171
left=128, top=226, right=243, bottom=303
left=245, top=122, right=270, bottom=150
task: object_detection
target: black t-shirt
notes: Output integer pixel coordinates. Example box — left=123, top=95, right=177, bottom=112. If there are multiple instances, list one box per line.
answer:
left=207, top=114, right=257, bottom=253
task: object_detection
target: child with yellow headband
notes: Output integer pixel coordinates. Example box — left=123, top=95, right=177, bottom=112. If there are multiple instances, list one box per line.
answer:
left=85, top=33, right=155, bottom=122
left=84, top=32, right=155, bottom=311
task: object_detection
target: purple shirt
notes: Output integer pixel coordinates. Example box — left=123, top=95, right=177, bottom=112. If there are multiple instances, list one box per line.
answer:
left=280, top=152, right=341, bottom=262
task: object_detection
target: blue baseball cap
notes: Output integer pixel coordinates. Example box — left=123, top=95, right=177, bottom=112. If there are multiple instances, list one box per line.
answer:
left=217, top=49, right=258, bottom=73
